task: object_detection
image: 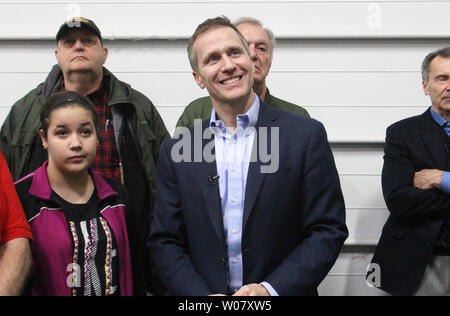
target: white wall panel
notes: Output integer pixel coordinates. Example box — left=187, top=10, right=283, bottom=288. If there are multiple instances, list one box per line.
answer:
left=328, top=249, right=375, bottom=276
left=319, top=275, right=388, bottom=296
left=0, top=107, right=11, bottom=127
left=156, top=105, right=187, bottom=136
left=0, top=68, right=430, bottom=108
left=309, top=106, right=427, bottom=142
left=1, top=1, right=450, bottom=39
left=318, top=249, right=390, bottom=295
left=345, top=209, right=389, bottom=245
left=2, top=39, right=450, bottom=72
left=333, top=146, right=384, bottom=174
left=2, top=39, right=443, bottom=142
left=109, top=103, right=429, bottom=142
left=340, top=175, right=385, bottom=208
left=318, top=248, right=393, bottom=295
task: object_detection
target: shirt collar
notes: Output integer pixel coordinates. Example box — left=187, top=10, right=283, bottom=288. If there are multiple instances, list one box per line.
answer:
left=430, top=107, right=449, bottom=127
left=210, top=93, right=260, bottom=130
left=28, top=161, right=118, bottom=201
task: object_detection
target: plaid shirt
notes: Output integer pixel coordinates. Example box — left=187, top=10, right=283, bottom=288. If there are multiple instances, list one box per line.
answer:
left=87, top=82, right=122, bottom=181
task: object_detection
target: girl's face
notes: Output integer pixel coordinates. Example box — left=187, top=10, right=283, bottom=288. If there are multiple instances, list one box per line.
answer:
left=41, top=105, right=98, bottom=176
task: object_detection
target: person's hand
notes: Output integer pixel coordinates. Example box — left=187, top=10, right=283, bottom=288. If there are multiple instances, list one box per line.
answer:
left=414, top=169, right=444, bottom=190
left=232, top=284, right=270, bottom=296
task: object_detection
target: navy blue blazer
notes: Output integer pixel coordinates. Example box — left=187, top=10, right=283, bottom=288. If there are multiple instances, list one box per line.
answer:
left=370, top=109, right=450, bottom=296
left=150, top=102, right=348, bottom=296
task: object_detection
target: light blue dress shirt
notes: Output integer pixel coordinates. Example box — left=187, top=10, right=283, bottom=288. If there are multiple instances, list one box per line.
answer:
left=209, top=95, right=278, bottom=296
left=430, top=107, right=450, bottom=195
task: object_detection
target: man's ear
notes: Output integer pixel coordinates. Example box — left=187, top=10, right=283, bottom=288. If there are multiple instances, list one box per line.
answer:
left=40, top=129, right=48, bottom=150
left=55, top=47, right=63, bottom=68
left=193, top=71, right=206, bottom=89
left=102, top=47, right=109, bottom=64
left=267, top=60, right=272, bottom=75
left=422, top=80, right=430, bottom=96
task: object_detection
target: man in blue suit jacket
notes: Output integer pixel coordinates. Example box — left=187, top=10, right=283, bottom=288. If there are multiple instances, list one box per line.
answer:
left=149, top=16, right=348, bottom=296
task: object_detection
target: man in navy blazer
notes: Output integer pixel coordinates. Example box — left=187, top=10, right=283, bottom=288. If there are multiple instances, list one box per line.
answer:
left=149, top=16, right=348, bottom=296
left=369, top=47, right=450, bottom=296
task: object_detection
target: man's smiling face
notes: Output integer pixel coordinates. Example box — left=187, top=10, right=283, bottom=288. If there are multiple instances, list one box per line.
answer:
left=192, top=25, right=254, bottom=108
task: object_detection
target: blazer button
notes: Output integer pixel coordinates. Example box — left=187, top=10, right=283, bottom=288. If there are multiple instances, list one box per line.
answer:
left=221, top=258, right=227, bottom=266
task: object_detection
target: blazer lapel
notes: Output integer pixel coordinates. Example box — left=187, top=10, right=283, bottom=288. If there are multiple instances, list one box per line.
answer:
left=197, top=120, right=226, bottom=247
left=419, top=110, right=447, bottom=170
left=242, top=103, right=279, bottom=230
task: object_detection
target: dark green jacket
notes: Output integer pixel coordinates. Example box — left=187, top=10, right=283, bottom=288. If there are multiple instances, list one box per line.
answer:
left=176, top=88, right=309, bottom=128
left=0, top=65, right=169, bottom=295
left=0, top=65, right=169, bottom=183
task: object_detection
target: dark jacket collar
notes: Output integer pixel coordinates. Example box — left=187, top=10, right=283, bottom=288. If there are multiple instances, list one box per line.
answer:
left=39, top=65, right=132, bottom=107
left=418, top=108, right=448, bottom=169
left=418, top=107, right=447, bottom=131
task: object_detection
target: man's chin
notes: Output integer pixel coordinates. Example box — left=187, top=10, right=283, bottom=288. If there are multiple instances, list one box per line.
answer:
left=66, top=68, right=99, bottom=82
left=67, top=68, right=94, bottom=75
left=438, top=99, right=450, bottom=108
left=253, top=76, right=265, bottom=85
left=433, top=103, right=450, bottom=117
left=219, top=91, right=255, bottom=109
